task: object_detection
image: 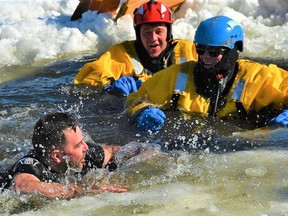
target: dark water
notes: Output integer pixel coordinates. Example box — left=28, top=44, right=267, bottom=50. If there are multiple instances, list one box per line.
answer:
left=0, top=55, right=288, bottom=215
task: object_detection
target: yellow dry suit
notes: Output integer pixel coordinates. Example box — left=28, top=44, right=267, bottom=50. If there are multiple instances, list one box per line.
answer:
left=127, top=59, right=288, bottom=123
left=74, top=39, right=198, bottom=89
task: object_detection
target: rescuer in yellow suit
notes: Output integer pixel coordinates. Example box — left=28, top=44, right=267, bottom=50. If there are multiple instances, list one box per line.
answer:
left=74, top=0, right=197, bottom=95
left=126, top=15, right=288, bottom=131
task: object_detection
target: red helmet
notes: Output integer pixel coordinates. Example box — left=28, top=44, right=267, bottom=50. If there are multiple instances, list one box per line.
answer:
left=133, top=0, right=173, bottom=27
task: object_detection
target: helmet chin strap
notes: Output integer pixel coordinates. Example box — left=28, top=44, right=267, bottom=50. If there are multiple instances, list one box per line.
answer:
left=194, top=46, right=239, bottom=117
left=204, top=46, right=239, bottom=79
left=135, top=39, right=176, bottom=73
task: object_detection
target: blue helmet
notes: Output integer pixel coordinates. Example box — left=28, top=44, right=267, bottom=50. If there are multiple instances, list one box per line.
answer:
left=194, top=16, right=244, bottom=51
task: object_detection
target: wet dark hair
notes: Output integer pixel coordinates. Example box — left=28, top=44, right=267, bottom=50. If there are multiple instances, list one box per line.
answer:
left=32, top=112, right=78, bottom=158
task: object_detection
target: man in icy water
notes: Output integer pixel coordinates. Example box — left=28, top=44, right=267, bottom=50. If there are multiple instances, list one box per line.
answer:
left=74, top=0, right=198, bottom=96
left=126, top=15, right=288, bottom=131
left=0, top=112, right=128, bottom=198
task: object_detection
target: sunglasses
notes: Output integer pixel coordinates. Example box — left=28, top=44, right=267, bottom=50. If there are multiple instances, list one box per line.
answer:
left=196, top=45, right=228, bottom=57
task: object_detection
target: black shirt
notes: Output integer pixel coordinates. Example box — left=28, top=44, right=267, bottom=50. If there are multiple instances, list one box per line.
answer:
left=0, top=144, right=108, bottom=190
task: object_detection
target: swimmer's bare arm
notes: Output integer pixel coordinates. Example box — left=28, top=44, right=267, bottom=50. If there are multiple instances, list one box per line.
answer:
left=12, top=173, right=128, bottom=198
left=101, top=144, right=121, bottom=166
